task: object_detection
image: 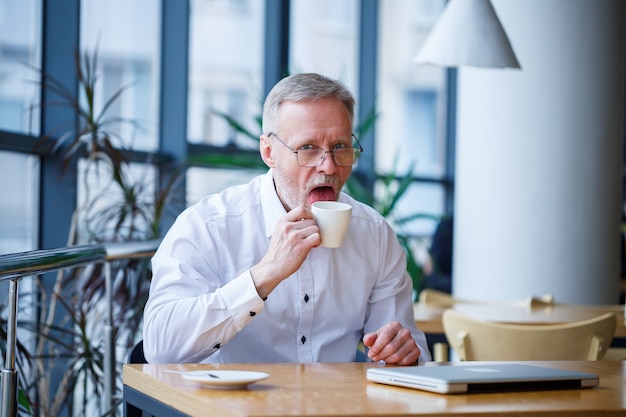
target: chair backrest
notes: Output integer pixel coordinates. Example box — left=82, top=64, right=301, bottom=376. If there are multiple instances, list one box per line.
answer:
left=442, top=309, right=617, bottom=361
left=127, top=340, right=147, bottom=364
left=418, top=289, right=455, bottom=307
left=418, top=288, right=555, bottom=308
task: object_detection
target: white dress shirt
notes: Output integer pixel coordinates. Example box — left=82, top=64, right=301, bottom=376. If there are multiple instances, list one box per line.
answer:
left=143, top=170, right=431, bottom=364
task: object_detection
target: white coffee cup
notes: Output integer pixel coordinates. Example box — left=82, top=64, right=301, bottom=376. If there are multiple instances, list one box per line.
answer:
left=311, top=201, right=352, bottom=248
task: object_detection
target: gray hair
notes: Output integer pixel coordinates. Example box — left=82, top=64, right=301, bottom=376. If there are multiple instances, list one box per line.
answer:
left=262, top=73, right=355, bottom=135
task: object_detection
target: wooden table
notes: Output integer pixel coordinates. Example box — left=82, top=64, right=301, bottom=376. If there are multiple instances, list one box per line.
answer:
left=414, top=302, right=626, bottom=338
left=123, top=361, right=626, bottom=416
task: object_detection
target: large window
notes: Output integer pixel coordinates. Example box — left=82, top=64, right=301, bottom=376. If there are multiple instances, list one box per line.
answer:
left=186, top=0, right=266, bottom=205
left=0, top=4, right=458, bottom=411
left=0, top=0, right=41, bottom=253
left=187, top=0, right=264, bottom=148
left=0, top=0, right=41, bottom=135
left=289, top=0, right=359, bottom=95
left=70, top=0, right=163, bottom=245
left=80, top=0, right=161, bottom=152
left=377, top=0, right=449, bottom=237
left=0, top=0, right=455, bottom=254
left=0, top=151, right=38, bottom=254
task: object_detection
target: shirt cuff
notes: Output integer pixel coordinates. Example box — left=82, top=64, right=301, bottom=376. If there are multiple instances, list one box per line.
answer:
left=217, top=270, right=266, bottom=331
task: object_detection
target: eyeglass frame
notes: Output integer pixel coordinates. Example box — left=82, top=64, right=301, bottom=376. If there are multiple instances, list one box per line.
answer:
left=267, top=132, right=364, bottom=167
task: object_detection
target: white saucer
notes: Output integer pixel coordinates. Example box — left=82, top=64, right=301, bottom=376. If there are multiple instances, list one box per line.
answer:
left=181, top=370, right=270, bottom=389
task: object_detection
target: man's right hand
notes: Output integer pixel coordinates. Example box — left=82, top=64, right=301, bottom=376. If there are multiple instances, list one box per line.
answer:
left=249, top=206, right=321, bottom=299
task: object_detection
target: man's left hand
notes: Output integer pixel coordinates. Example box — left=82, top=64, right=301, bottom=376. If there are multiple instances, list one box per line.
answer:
left=362, top=321, right=421, bottom=365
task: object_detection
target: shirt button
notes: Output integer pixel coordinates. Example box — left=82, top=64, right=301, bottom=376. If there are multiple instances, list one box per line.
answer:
left=249, top=311, right=256, bottom=316
left=301, top=335, right=306, bottom=344
left=304, top=294, right=309, bottom=303
left=214, top=343, right=221, bottom=349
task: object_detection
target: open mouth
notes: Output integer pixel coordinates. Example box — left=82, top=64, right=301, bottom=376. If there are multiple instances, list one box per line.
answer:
left=309, top=186, right=336, bottom=205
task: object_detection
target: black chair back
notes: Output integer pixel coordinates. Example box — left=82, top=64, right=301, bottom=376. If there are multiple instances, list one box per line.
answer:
left=127, top=340, right=147, bottom=364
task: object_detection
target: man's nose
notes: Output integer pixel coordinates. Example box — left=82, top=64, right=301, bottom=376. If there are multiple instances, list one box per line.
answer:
left=316, top=150, right=337, bottom=173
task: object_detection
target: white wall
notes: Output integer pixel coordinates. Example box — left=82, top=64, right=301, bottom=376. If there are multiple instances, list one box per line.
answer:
left=454, top=0, right=625, bottom=304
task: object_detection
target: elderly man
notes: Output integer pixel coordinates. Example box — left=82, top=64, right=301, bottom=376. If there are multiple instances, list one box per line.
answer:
left=143, top=73, right=431, bottom=365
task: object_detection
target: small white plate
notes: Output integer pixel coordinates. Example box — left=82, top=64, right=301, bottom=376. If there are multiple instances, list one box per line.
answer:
left=180, top=370, right=270, bottom=389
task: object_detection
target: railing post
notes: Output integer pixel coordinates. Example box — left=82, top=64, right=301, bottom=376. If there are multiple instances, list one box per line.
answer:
left=103, top=261, right=115, bottom=416
left=1, top=279, right=19, bottom=417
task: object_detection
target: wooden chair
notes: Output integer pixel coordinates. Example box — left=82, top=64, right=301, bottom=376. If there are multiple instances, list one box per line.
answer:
left=418, top=289, right=457, bottom=307
left=418, top=288, right=554, bottom=308
left=419, top=289, right=556, bottom=361
left=442, top=309, right=617, bottom=361
left=603, top=348, right=626, bottom=360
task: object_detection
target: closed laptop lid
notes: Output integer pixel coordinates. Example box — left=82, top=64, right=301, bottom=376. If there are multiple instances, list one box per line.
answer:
left=366, top=363, right=599, bottom=394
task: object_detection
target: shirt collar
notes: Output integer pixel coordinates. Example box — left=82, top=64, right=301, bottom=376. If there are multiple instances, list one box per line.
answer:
left=261, top=169, right=288, bottom=239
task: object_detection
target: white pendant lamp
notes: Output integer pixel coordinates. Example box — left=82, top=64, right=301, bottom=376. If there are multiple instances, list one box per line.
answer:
left=414, top=0, right=521, bottom=69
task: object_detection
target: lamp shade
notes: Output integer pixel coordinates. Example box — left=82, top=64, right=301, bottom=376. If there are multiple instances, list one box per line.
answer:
left=414, top=0, right=521, bottom=69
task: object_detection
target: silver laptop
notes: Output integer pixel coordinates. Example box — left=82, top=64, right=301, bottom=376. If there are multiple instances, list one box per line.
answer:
left=366, top=363, right=599, bottom=394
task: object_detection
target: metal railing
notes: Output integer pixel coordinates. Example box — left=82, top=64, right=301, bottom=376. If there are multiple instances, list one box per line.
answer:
left=0, top=240, right=159, bottom=417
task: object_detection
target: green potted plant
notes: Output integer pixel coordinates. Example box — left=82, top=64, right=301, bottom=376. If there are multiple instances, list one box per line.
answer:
left=0, top=49, right=181, bottom=417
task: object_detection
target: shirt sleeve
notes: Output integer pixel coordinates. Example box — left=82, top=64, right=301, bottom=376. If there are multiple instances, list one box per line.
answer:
left=142, top=209, right=265, bottom=364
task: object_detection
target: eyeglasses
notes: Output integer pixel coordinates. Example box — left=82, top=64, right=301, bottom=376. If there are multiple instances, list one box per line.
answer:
left=268, top=132, right=363, bottom=167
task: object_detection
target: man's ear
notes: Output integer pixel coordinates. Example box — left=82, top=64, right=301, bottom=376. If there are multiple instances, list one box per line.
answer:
left=259, top=134, right=275, bottom=168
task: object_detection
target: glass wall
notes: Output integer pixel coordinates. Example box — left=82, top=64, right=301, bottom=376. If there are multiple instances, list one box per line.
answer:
left=72, top=0, right=162, bottom=244
left=0, top=0, right=41, bottom=135
left=0, top=5, right=457, bottom=412
left=289, top=0, right=359, bottom=95
left=0, top=151, right=38, bottom=254
left=186, top=0, right=266, bottom=205
left=0, top=0, right=42, bottom=253
left=0, top=0, right=455, bottom=256
left=377, top=0, right=449, bottom=237
left=80, top=0, right=161, bottom=151
left=187, top=0, right=265, bottom=148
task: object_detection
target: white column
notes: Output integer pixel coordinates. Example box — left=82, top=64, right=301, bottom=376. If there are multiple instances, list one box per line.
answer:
left=453, top=0, right=625, bottom=304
